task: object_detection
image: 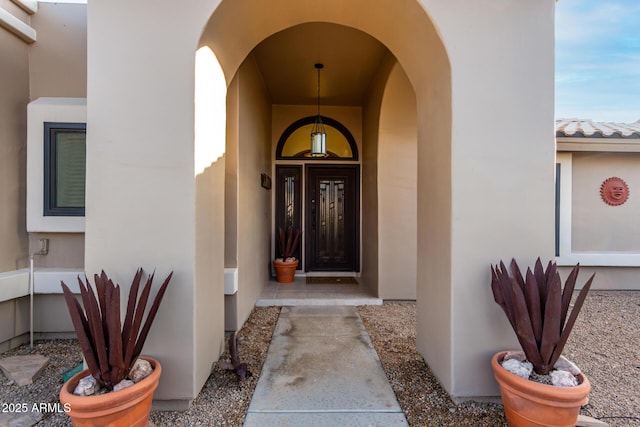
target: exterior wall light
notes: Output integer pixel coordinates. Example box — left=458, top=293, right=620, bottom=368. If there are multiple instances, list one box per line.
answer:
left=310, top=63, right=327, bottom=157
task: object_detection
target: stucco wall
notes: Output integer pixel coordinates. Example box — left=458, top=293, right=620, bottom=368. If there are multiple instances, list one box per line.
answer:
left=0, top=268, right=88, bottom=352
left=86, top=0, right=219, bottom=404
left=556, top=151, right=640, bottom=290
left=194, top=146, right=226, bottom=395
left=29, top=3, right=87, bottom=99
left=235, top=54, right=272, bottom=328
left=361, top=55, right=394, bottom=296
left=193, top=44, right=227, bottom=394
left=572, top=152, right=640, bottom=252
left=225, top=77, right=239, bottom=270
left=0, top=297, right=29, bottom=352
left=1, top=292, right=78, bottom=352
left=0, top=18, right=30, bottom=273
left=0, top=0, right=30, bottom=22
left=28, top=233, right=84, bottom=268
left=33, top=294, right=75, bottom=333
left=224, top=69, right=240, bottom=331
left=26, top=3, right=87, bottom=269
left=378, top=62, right=417, bottom=300
left=558, top=266, right=640, bottom=291
left=426, top=0, right=556, bottom=397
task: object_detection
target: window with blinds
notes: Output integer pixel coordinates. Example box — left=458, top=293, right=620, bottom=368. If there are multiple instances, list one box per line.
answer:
left=44, top=122, right=86, bottom=216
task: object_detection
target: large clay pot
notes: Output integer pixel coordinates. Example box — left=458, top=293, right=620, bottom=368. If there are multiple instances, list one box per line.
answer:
left=273, top=259, right=298, bottom=283
left=59, top=356, right=161, bottom=427
left=491, top=351, right=590, bottom=427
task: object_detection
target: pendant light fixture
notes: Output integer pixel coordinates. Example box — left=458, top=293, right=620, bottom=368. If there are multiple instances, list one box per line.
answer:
left=310, top=63, right=327, bottom=157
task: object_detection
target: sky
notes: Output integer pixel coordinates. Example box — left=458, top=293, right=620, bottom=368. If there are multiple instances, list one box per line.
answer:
left=555, top=0, right=640, bottom=123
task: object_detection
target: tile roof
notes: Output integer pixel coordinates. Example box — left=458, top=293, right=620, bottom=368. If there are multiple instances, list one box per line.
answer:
left=556, top=119, right=640, bottom=139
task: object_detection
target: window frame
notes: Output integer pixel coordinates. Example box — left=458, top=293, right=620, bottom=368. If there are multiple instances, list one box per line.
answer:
left=275, top=116, right=359, bottom=160
left=43, top=122, right=86, bottom=216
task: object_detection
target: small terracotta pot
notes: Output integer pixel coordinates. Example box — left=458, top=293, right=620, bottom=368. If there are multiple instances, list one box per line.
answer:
left=59, top=356, right=161, bottom=427
left=491, top=351, right=590, bottom=427
left=273, top=259, right=298, bottom=283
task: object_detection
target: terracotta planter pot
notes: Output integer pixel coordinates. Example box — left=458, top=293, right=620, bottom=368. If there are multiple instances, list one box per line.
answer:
left=59, top=356, right=161, bottom=427
left=491, top=351, right=590, bottom=427
left=273, top=259, right=298, bottom=283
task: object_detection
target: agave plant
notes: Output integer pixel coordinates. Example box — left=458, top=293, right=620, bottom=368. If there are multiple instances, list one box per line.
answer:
left=490, top=258, right=594, bottom=375
left=277, top=226, right=301, bottom=260
left=61, top=269, right=172, bottom=390
left=216, top=331, right=251, bottom=381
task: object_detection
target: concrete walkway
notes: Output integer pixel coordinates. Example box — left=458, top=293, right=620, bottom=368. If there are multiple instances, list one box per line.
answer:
left=244, top=306, right=408, bottom=426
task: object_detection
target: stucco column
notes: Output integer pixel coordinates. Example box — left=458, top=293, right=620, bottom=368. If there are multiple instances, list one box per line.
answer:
left=419, top=0, right=557, bottom=398
left=85, top=0, right=225, bottom=405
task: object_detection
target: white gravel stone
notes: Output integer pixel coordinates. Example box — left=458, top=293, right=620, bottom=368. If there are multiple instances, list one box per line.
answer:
left=73, top=374, right=99, bottom=396
left=502, top=358, right=534, bottom=379
left=503, top=350, right=526, bottom=362
left=113, top=379, right=135, bottom=392
left=551, top=369, right=579, bottom=387
left=129, top=358, right=153, bottom=383
left=555, top=355, right=581, bottom=375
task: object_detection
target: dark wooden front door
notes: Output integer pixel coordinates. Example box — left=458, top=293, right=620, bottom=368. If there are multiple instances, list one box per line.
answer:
left=306, top=165, right=359, bottom=271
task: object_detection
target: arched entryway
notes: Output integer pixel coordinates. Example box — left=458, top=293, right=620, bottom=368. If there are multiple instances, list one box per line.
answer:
left=199, top=0, right=452, bottom=395
left=86, top=0, right=555, bottom=406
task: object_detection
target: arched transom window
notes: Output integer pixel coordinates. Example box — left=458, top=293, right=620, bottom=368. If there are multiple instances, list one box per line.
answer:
left=276, top=116, right=358, bottom=160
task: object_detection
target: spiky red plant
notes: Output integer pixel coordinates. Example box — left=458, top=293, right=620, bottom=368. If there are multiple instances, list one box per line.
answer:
left=491, top=258, right=594, bottom=375
left=61, top=269, right=172, bottom=390
left=277, top=226, right=301, bottom=259
left=216, top=331, right=250, bottom=381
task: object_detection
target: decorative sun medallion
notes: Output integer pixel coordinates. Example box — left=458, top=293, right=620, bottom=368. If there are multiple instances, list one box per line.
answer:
left=600, top=177, right=629, bottom=206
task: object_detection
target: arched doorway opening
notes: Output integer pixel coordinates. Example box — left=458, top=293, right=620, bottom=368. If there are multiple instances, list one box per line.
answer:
left=199, top=0, right=452, bottom=396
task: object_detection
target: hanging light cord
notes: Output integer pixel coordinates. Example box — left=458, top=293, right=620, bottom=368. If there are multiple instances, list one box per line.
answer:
left=314, top=63, right=324, bottom=123
left=316, top=67, right=321, bottom=118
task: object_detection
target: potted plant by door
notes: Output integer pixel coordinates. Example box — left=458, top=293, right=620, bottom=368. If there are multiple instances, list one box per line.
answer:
left=273, top=226, right=301, bottom=283
left=490, top=258, right=594, bottom=427
left=59, top=269, right=172, bottom=427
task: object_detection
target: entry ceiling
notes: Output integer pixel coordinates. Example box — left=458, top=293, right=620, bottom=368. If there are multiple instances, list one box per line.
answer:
left=252, top=22, right=389, bottom=107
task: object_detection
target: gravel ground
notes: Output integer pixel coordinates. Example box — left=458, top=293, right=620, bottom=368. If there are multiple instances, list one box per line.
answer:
left=358, top=303, right=508, bottom=427
left=564, top=291, right=640, bottom=426
left=359, top=291, right=640, bottom=427
left=0, top=307, right=281, bottom=427
left=1, top=292, right=638, bottom=426
left=0, top=340, right=84, bottom=426
left=149, top=306, right=281, bottom=426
